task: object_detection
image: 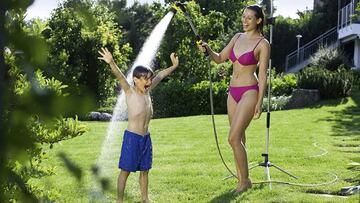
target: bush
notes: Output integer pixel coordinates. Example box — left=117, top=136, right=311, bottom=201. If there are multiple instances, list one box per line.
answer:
left=262, top=96, right=291, bottom=111
left=310, top=45, right=348, bottom=71
left=152, top=79, right=228, bottom=118
left=271, top=72, right=297, bottom=96
left=297, top=66, right=353, bottom=99
left=4, top=52, right=89, bottom=202
left=351, top=2, right=360, bottom=22
left=351, top=69, right=360, bottom=90
left=47, top=0, right=131, bottom=106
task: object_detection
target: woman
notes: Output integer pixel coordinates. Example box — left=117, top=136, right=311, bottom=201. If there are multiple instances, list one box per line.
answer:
left=198, top=5, right=269, bottom=193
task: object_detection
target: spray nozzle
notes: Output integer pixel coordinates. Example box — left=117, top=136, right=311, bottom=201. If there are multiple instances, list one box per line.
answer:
left=169, top=5, right=178, bottom=14
left=174, top=2, right=188, bottom=13
left=170, top=2, right=187, bottom=14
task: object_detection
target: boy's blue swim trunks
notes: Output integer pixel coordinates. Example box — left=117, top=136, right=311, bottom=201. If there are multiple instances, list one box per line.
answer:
left=118, top=130, right=152, bottom=172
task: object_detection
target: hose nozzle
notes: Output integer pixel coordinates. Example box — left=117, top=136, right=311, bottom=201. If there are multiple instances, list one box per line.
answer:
left=175, top=2, right=188, bottom=13
left=169, top=5, right=178, bottom=14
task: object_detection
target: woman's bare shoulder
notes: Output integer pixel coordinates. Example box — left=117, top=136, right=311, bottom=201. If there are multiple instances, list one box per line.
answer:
left=259, top=38, right=270, bottom=49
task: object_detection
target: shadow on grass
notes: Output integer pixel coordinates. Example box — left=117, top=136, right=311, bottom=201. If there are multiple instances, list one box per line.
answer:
left=328, top=90, right=360, bottom=185
left=208, top=190, right=238, bottom=203
left=209, top=185, right=263, bottom=203
left=310, top=97, right=350, bottom=109
left=316, top=90, right=360, bottom=138
left=329, top=90, right=360, bottom=138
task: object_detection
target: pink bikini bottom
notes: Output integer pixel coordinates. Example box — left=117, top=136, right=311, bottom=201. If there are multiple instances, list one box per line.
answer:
left=229, top=84, right=259, bottom=103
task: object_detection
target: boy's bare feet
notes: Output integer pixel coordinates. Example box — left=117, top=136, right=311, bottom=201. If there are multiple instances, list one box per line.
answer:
left=234, top=179, right=252, bottom=194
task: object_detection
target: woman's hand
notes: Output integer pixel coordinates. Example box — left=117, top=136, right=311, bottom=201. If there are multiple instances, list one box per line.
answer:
left=253, top=103, right=262, bottom=120
left=197, top=41, right=208, bottom=53
left=170, top=52, right=179, bottom=68
left=98, top=47, right=114, bottom=64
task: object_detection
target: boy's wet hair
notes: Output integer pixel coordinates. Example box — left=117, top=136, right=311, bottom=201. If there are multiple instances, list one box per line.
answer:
left=133, top=65, right=154, bottom=79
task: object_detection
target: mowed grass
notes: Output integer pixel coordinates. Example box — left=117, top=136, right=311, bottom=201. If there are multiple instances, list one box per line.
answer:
left=32, top=92, right=360, bottom=202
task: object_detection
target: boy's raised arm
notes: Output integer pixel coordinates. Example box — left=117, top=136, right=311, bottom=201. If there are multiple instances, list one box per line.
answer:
left=98, top=47, right=131, bottom=93
left=150, top=52, right=179, bottom=90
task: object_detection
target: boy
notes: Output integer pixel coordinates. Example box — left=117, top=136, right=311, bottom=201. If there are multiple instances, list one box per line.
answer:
left=98, top=47, right=179, bottom=203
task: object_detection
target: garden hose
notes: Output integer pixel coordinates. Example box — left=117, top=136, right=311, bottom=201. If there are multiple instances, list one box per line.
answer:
left=222, top=142, right=339, bottom=188
left=206, top=57, right=238, bottom=179
left=251, top=172, right=339, bottom=187
left=172, top=2, right=339, bottom=189
left=172, top=1, right=236, bottom=178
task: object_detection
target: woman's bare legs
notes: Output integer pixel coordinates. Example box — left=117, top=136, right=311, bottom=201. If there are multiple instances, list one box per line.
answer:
left=227, top=95, right=242, bottom=184
left=227, top=90, right=258, bottom=193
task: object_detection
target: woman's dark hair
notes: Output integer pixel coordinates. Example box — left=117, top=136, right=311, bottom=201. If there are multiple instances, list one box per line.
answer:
left=245, top=5, right=265, bottom=33
left=133, top=65, right=154, bottom=79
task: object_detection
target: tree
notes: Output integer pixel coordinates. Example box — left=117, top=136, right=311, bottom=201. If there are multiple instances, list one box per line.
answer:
left=314, top=0, right=339, bottom=30
left=47, top=0, right=132, bottom=106
left=165, top=0, right=249, bottom=32
left=153, top=1, right=227, bottom=83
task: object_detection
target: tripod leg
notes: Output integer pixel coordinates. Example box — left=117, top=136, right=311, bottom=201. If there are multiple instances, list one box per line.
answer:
left=271, top=164, right=298, bottom=179
left=249, top=164, right=261, bottom=170
left=265, top=166, right=272, bottom=190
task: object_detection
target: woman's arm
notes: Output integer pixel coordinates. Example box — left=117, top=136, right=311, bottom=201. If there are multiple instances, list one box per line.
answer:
left=98, top=47, right=131, bottom=93
left=254, top=40, right=270, bottom=119
left=198, top=33, right=240, bottom=64
left=150, top=52, right=179, bottom=90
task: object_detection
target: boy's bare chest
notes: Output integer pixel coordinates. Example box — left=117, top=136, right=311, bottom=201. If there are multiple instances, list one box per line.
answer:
left=127, top=94, right=153, bottom=115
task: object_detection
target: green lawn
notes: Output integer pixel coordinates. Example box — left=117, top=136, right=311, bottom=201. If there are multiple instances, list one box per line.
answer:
left=32, top=91, right=360, bottom=202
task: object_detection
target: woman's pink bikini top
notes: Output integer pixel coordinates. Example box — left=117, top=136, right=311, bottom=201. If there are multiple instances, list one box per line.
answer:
left=229, top=34, right=263, bottom=66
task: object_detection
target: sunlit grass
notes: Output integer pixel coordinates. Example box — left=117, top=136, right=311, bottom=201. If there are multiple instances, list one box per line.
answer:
left=32, top=92, right=360, bottom=202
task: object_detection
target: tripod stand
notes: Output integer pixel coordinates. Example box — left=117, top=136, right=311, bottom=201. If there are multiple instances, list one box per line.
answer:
left=249, top=0, right=297, bottom=189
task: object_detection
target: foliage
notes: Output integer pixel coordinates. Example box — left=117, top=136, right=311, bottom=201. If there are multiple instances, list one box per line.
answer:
left=312, top=0, right=339, bottom=29
left=271, top=16, right=298, bottom=72
left=165, top=0, right=248, bottom=32
left=152, top=79, right=228, bottom=118
left=310, top=45, right=348, bottom=71
left=46, top=0, right=131, bottom=105
left=351, top=69, right=360, bottom=90
left=272, top=1, right=340, bottom=72
left=3, top=50, right=89, bottom=202
left=354, top=2, right=360, bottom=22
left=1, top=4, right=92, bottom=202
left=29, top=116, right=88, bottom=146
left=297, top=66, right=353, bottom=99
left=262, top=95, right=291, bottom=111
left=121, top=2, right=156, bottom=60
left=154, top=1, right=227, bottom=84
left=271, top=71, right=297, bottom=96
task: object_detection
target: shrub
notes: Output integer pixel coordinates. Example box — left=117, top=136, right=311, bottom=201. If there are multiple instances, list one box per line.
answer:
left=351, top=2, right=360, bottom=22
left=152, top=79, right=228, bottom=118
left=297, top=66, right=353, bottom=99
left=310, top=45, right=348, bottom=71
left=351, top=69, right=360, bottom=90
left=271, top=72, right=297, bottom=96
left=4, top=52, right=89, bottom=201
left=262, top=96, right=291, bottom=111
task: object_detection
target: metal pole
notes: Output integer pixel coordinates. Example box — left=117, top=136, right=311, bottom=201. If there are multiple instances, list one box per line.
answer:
left=296, top=35, right=302, bottom=65
left=250, top=1, right=298, bottom=188
left=266, top=0, right=273, bottom=189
